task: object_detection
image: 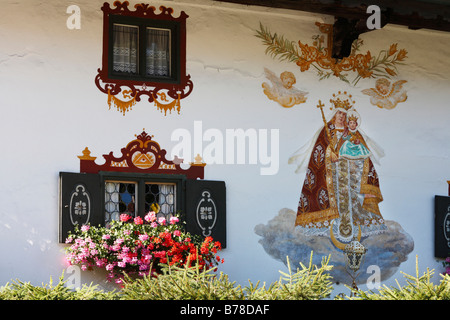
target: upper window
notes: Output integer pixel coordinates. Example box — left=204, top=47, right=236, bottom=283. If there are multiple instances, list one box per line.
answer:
left=95, top=2, right=193, bottom=115
left=109, top=15, right=179, bottom=83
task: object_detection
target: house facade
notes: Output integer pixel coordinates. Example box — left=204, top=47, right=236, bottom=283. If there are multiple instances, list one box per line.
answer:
left=1, top=0, right=450, bottom=295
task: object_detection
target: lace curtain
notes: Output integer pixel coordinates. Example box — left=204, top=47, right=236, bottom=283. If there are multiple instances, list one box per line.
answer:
left=146, top=28, right=170, bottom=77
left=112, top=24, right=138, bottom=74
left=112, top=24, right=170, bottom=77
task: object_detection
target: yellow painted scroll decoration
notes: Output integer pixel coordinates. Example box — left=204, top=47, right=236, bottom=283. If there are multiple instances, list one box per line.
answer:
left=107, top=89, right=136, bottom=116
left=152, top=92, right=181, bottom=116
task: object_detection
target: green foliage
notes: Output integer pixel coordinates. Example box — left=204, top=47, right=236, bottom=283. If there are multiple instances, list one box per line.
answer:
left=119, top=252, right=333, bottom=300
left=2, top=254, right=449, bottom=300
left=244, top=254, right=333, bottom=300
left=0, top=272, right=117, bottom=300
left=254, top=22, right=302, bottom=64
left=344, top=256, right=450, bottom=300
left=120, top=262, right=245, bottom=300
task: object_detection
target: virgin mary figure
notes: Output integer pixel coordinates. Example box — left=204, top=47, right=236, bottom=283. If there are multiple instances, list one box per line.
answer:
left=288, top=92, right=387, bottom=249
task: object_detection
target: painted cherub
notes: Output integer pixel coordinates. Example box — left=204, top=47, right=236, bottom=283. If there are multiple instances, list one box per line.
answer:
left=262, top=68, right=308, bottom=108
left=337, top=110, right=371, bottom=160
left=361, top=78, right=407, bottom=110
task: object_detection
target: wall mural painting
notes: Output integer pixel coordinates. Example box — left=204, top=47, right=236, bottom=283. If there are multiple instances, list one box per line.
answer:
left=262, top=68, right=308, bottom=108
left=361, top=78, right=408, bottom=110
left=255, top=21, right=413, bottom=286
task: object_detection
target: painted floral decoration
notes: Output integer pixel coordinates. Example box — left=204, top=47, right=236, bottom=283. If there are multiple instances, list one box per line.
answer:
left=65, top=212, right=223, bottom=283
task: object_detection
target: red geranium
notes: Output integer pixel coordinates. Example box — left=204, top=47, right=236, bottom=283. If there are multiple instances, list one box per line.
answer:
left=65, top=212, right=224, bottom=283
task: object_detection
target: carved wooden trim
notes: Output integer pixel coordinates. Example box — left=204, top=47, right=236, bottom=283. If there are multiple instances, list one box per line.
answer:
left=79, top=130, right=205, bottom=179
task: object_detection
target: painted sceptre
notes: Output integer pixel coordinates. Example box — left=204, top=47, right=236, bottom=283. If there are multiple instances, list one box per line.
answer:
left=317, top=100, right=335, bottom=153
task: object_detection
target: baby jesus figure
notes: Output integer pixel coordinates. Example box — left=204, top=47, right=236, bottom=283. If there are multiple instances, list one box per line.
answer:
left=337, top=112, right=371, bottom=160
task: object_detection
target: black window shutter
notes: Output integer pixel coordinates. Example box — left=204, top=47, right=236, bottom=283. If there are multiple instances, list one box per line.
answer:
left=434, top=195, right=450, bottom=258
left=59, top=172, right=103, bottom=243
left=185, top=180, right=226, bottom=248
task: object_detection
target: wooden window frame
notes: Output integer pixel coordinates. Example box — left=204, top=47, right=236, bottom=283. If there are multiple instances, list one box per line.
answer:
left=100, top=171, right=186, bottom=223
left=107, top=15, right=181, bottom=84
left=95, top=2, right=193, bottom=108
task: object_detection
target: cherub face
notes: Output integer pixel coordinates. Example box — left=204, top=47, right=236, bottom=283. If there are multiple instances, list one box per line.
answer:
left=348, top=120, right=358, bottom=130
left=282, top=77, right=294, bottom=89
left=376, top=82, right=390, bottom=95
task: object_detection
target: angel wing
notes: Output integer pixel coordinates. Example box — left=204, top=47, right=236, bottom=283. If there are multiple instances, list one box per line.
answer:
left=264, top=67, right=283, bottom=87
left=390, top=80, right=408, bottom=100
left=361, top=87, right=384, bottom=99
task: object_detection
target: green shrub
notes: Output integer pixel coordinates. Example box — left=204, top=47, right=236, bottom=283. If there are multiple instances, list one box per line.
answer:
left=243, top=254, right=333, bottom=300
left=344, top=256, right=450, bottom=300
left=0, top=273, right=118, bottom=300
left=120, top=262, right=245, bottom=300
left=119, top=252, right=334, bottom=300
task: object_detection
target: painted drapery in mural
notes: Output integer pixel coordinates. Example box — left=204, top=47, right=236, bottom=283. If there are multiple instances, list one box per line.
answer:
left=292, top=92, right=386, bottom=249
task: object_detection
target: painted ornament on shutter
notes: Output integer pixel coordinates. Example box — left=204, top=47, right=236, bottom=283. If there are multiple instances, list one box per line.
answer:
left=69, top=184, right=91, bottom=226
left=444, top=206, right=450, bottom=248
left=196, top=191, right=217, bottom=237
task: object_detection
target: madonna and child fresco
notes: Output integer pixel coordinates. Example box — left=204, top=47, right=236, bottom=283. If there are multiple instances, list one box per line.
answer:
left=255, top=19, right=414, bottom=285
left=255, top=91, right=414, bottom=285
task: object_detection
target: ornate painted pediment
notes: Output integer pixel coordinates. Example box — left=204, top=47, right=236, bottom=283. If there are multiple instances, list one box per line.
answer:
left=78, top=130, right=205, bottom=179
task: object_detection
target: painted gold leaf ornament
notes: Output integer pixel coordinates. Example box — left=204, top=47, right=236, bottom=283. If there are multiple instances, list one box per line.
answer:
left=256, top=22, right=408, bottom=86
left=262, top=68, right=308, bottom=108
left=361, top=78, right=407, bottom=109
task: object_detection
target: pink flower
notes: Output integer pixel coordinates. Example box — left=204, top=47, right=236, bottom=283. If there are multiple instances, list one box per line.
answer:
left=102, top=234, right=110, bottom=240
left=81, top=225, right=90, bottom=232
left=120, top=214, right=131, bottom=222
left=173, top=230, right=181, bottom=237
left=145, top=211, right=157, bottom=222
left=139, top=234, right=149, bottom=241
left=134, top=216, right=143, bottom=225
left=150, top=222, right=158, bottom=228
left=170, top=216, right=179, bottom=225
left=158, top=217, right=166, bottom=225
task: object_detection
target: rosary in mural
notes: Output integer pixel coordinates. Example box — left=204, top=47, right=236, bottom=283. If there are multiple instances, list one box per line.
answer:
left=254, top=21, right=414, bottom=286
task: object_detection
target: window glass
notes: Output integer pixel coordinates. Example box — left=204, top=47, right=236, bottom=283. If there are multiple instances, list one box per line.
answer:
left=145, top=183, right=175, bottom=218
left=112, top=24, right=139, bottom=75
left=146, top=27, right=171, bottom=77
left=105, top=181, right=137, bottom=226
left=104, top=180, right=176, bottom=226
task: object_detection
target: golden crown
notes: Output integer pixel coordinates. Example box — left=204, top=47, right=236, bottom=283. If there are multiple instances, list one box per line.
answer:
left=329, top=91, right=355, bottom=111
left=347, top=114, right=358, bottom=122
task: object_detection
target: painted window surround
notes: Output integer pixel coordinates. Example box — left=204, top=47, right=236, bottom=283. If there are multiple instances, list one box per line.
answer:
left=94, top=1, right=193, bottom=114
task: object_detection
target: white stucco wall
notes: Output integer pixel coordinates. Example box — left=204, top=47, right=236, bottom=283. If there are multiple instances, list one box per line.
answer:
left=0, top=0, right=449, bottom=295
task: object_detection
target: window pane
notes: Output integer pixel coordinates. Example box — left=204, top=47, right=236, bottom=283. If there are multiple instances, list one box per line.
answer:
left=146, top=28, right=170, bottom=77
left=145, top=183, right=175, bottom=219
left=104, top=181, right=137, bottom=226
left=112, top=24, right=138, bottom=74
